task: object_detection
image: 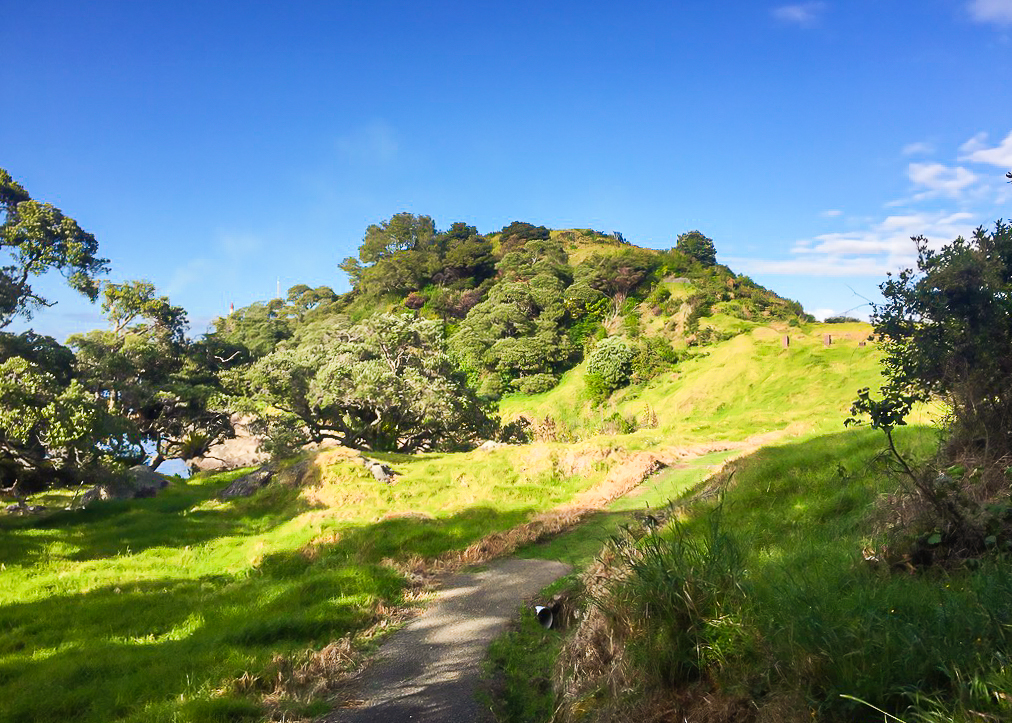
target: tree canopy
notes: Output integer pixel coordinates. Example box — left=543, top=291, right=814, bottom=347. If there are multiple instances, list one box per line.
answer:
left=70, top=282, right=233, bottom=469
left=0, top=168, right=109, bottom=327
left=675, top=230, right=717, bottom=268
left=872, top=221, right=1012, bottom=459
left=224, top=313, right=495, bottom=455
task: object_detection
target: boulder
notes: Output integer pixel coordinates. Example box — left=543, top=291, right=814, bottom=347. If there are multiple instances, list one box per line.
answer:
left=218, top=463, right=277, bottom=500
left=187, top=414, right=270, bottom=473
left=366, top=461, right=394, bottom=483
left=127, top=465, right=170, bottom=497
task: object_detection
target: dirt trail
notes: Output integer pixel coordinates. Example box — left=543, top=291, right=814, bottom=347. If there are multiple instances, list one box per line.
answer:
left=324, top=558, right=571, bottom=723
left=320, top=429, right=787, bottom=721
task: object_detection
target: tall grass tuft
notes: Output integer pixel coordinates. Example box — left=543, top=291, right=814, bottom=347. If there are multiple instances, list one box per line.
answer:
left=603, top=504, right=748, bottom=686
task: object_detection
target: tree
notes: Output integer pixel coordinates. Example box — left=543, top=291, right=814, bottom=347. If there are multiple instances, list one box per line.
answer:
left=577, top=248, right=660, bottom=311
left=870, top=221, right=1012, bottom=459
left=70, top=282, right=233, bottom=469
left=585, top=336, right=635, bottom=402
left=340, top=213, right=442, bottom=298
left=210, top=298, right=292, bottom=358
left=498, top=221, right=550, bottom=252
left=675, top=230, right=717, bottom=268
left=0, top=168, right=109, bottom=327
left=0, top=332, right=130, bottom=498
left=224, top=313, right=495, bottom=455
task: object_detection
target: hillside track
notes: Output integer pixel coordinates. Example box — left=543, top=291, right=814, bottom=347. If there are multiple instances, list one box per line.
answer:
left=325, top=557, right=571, bottom=722
left=322, top=428, right=788, bottom=721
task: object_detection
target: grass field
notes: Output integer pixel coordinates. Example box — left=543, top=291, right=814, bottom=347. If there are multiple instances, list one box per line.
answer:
left=489, top=425, right=1012, bottom=723
left=0, top=320, right=889, bottom=723
left=0, top=446, right=610, bottom=723
left=500, top=321, right=884, bottom=445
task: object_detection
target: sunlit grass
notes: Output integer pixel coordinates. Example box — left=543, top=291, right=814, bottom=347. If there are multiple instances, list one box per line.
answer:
left=0, top=445, right=601, bottom=723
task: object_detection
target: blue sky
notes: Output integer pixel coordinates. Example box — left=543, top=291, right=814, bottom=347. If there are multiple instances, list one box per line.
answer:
left=3, top=0, right=1012, bottom=340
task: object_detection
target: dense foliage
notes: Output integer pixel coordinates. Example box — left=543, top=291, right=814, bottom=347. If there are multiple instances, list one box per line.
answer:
left=0, top=168, right=109, bottom=328
left=224, top=313, right=495, bottom=455
left=674, top=230, right=717, bottom=267
left=0, top=332, right=129, bottom=495
left=585, top=336, right=635, bottom=402
left=70, top=281, right=234, bottom=469
left=874, top=221, right=1012, bottom=459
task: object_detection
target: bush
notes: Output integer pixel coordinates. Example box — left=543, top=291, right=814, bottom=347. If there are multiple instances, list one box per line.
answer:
left=632, top=337, right=679, bottom=382
left=874, top=221, right=1012, bottom=460
left=585, top=337, right=634, bottom=401
left=513, top=373, right=558, bottom=395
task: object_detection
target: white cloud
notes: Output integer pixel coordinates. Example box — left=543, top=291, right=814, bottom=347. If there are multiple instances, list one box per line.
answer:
left=821, top=209, right=842, bottom=217
left=959, top=130, right=1012, bottom=167
left=907, top=162, right=978, bottom=199
left=772, top=2, right=827, bottom=26
left=727, top=211, right=978, bottom=277
left=728, top=131, right=1006, bottom=280
left=968, top=0, right=1012, bottom=25
left=811, top=308, right=837, bottom=321
left=335, top=120, right=399, bottom=164
left=902, top=141, right=934, bottom=156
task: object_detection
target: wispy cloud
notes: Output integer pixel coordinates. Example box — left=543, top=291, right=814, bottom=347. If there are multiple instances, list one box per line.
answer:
left=959, top=130, right=1012, bottom=167
left=821, top=209, right=843, bottom=217
left=902, top=141, right=935, bottom=156
left=166, top=232, right=264, bottom=296
left=907, top=162, right=978, bottom=199
left=772, top=2, right=827, bottom=27
left=728, top=211, right=979, bottom=277
left=968, top=0, right=1012, bottom=25
left=335, top=120, right=399, bottom=165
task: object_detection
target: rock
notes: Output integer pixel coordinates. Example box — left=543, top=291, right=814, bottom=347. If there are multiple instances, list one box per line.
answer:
left=77, top=488, right=100, bottom=508
left=4, top=502, right=46, bottom=515
left=367, top=461, right=394, bottom=483
left=218, top=463, right=278, bottom=500
left=82, top=466, right=171, bottom=503
left=477, top=439, right=507, bottom=452
left=127, top=465, right=169, bottom=495
left=187, top=414, right=270, bottom=473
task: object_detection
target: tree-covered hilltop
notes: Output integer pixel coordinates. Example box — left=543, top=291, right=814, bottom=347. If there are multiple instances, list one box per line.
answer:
left=200, top=215, right=811, bottom=458
left=0, top=171, right=813, bottom=498
left=215, top=216, right=809, bottom=395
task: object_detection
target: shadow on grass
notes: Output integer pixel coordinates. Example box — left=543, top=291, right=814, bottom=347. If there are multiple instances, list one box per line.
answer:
left=0, top=477, right=316, bottom=567
left=0, top=504, right=533, bottom=723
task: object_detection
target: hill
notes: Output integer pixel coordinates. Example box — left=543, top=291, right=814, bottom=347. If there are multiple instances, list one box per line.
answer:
left=0, top=311, right=883, bottom=723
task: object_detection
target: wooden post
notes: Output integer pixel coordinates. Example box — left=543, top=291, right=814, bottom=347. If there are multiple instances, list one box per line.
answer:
left=782, top=335, right=790, bottom=349
left=823, top=334, right=832, bottom=347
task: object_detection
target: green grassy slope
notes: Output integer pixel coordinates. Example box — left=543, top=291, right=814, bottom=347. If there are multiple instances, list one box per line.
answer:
left=501, top=321, right=883, bottom=444
left=531, top=426, right=1012, bottom=723
left=0, top=318, right=886, bottom=723
left=0, top=448, right=607, bottom=723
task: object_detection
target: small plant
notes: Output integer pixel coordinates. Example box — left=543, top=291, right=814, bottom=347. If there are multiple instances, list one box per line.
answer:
left=600, top=412, right=637, bottom=435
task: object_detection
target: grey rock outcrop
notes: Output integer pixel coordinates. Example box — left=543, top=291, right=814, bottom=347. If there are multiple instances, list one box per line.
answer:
left=188, top=415, right=270, bottom=473
left=75, top=465, right=171, bottom=508
left=217, top=464, right=278, bottom=500
left=367, top=461, right=394, bottom=483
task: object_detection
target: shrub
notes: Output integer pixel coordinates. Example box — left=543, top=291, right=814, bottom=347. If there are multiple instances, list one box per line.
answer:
left=513, top=373, right=558, bottom=395
left=585, top=336, right=634, bottom=401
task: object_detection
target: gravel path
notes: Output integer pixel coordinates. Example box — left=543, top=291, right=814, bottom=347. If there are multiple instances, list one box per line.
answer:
left=325, top=557, right=572, bottom=723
